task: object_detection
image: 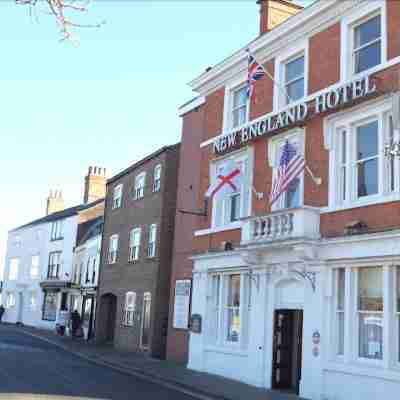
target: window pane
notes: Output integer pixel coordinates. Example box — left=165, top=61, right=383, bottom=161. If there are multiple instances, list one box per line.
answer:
left=227, top=308, right=240, bottom=342
left=358, top=267, right=383, bottom=311
left=357, top=121, right=378, bottom=160
left=284, top=177, right=301, bottom=208
left=233, top=87, right=247, bottom=108
left=359, top=313, right=383, bottom=360
left=357, top=158, right=378, bottom=197
left=337, top=312, right=344, bottom=356
left=354, top=16, right=381, bottom=48
left=227, top=275, right=240, bottom=307
left=337, top=269, right=345, bottom=311
left=286, top=79, right=304, bottom=102
left=230, top=193, right=241, bottom=222
left=355, top=41, right=381, bottom=74
left=285, top=56, right=304, bottom=82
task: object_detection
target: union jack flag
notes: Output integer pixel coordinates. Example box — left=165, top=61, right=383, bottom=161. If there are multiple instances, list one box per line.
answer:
left=269, top=140, right=305, bottom=205
left=246, top=49, right=266, bottom=101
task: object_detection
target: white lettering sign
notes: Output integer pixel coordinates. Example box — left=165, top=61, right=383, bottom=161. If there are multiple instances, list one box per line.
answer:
left=173, top=280, right=192, bottom=330
left=213, top=75, right=377, bottom=154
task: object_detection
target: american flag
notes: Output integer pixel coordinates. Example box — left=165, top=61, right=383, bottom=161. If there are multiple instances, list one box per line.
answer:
left=246, top=50, right=266, bottom=100
left=269, top=140, right=305, bottom=205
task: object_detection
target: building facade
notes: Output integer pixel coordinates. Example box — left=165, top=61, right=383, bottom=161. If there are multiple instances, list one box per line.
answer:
left=2, top=167, right=105, bottom=331
left=171, top=1, right=400, bottom=400
left=70, top=216, right=103, bottom=340
left=96, top=144, right=180, bottom=359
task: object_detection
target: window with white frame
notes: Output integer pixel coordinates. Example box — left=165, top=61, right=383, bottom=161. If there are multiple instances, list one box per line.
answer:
left=270, top=132, right=304, bottom=210
left=335, top=269, right=345, bottom=356
left=352, top=13, right=381, bottom=75
left=231, top=86, right=248, bottom=129
left=123, top=291, right=136, bottom=326
left=147, top=224, right=157, bottom=258
left=212, top=152, right=251, bottom=229
left=153, top=164, right=162, bottom=193
left=357, top=267, right=383, bottom=360
left=208, top=273, right=251, bottom=348
left=108, top=235, right=119, bottom=264
left=48, top=252, right=61, bottom=279
left=129, top=228, right=141, bottom=262
left=112, top=184, right=123, bottom=209
left=8, top=258, right=19, bottom=281
left=284, top=54, right=305, bottom=105
left=30, top=255, right=40, bottom=279
left=134, top=173, right=146, bottom=200
left=329, top=101, right=397, bottom=210
left=51, top=220, right=63, bottom=240
left=6, top=292, right=15, bottom=308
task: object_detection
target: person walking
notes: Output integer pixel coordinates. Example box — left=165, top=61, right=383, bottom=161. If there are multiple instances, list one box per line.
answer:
left=71, top=310, right=81, bottom=338
left=0, top=305, right=5, bottom=323
left=56, top=307, right=70, bottom=336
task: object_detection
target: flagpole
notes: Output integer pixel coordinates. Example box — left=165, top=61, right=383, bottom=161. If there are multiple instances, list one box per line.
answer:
left=246, top=48, right=294, bottom=104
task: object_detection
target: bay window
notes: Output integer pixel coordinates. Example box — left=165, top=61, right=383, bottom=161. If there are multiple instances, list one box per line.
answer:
left=357, top=267, right=383, bottom=360
left=208, top=272, right=251, bottom=348
left=335, top=269, right=345, bottom=356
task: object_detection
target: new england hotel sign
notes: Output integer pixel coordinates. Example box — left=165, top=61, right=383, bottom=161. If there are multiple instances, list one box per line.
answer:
left=213, top=75, right=377, bottom=154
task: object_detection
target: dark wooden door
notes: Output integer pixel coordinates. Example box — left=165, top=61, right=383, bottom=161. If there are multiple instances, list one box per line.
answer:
left=272, top=310, right=295, bottom=390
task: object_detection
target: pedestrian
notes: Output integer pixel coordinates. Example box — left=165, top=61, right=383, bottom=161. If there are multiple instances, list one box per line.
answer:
left=56, top=307, right=70, bottom=336
left=71, top=310, right=81, bottom=338
left=0, top=304, right=5, bottom=323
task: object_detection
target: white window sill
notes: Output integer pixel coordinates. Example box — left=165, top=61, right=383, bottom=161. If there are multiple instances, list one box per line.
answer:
left=321, top=192, right=400, bottom=214
left=204, top=345, right=248, bottom=357
left=194, top=222, right=242, bottom=237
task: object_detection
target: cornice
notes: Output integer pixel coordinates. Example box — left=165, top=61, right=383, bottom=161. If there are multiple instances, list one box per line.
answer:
left=189, top=0, right=364, bottom=96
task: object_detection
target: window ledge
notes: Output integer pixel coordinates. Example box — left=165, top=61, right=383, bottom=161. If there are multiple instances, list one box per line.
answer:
left=204, top=345, right=248, bottom=357
left=324, top=361, right=400, bottom=383
left=321, top=192, right=400, bottom=214
left=194, top=222, right=242, bottom=237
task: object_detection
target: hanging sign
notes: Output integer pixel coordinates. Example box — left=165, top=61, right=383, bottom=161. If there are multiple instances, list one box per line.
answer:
left=173, top=280, right=192, bottom=329
left=213, top=74, right=377, bottom=154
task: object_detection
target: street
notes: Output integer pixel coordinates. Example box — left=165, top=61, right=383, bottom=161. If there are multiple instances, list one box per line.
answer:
left=0, top=326, right=196, bottom=400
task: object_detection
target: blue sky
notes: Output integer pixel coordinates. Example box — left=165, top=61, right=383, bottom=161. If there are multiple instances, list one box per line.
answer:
left=0, top=0, right=315, bottom=278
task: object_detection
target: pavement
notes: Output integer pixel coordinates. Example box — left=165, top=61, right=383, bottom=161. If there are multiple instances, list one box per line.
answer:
left=1, top=323, right=304, bottom=400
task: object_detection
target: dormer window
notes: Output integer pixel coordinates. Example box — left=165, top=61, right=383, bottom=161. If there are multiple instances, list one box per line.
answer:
left=231, top=86, right=248, bottom=129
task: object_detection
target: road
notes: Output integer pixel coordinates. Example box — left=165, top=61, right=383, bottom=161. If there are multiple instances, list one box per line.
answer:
left=0, top=325, right=196, bottom=400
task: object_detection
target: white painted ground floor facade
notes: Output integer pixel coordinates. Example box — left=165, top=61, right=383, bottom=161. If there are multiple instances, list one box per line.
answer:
left=188, top=227, right=400, bottom=400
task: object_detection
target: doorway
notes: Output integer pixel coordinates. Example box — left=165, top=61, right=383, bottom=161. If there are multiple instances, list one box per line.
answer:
left=140, top=292, right=151, bottom=349
left=272, top=309, right=303, bottom=394
left=98, top=293, right=117, bottom=343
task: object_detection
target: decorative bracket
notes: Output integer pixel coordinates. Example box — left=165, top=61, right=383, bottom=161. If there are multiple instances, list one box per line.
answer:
left=292, top=268, right=317, bottom=292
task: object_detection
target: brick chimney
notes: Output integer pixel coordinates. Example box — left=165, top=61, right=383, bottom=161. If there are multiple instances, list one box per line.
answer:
left=46, top=190, right=64, bottom=215
left=84, top=166, right=107, bottom=204
left=258, top=0, right=303, bottom=35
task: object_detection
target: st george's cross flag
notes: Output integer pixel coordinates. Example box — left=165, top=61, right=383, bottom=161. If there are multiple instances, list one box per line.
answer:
left=246, top=50, right=266, bottom=101
left=269, top=140, right=305, bottom=205
left=205, top=159, right=242, bottom=200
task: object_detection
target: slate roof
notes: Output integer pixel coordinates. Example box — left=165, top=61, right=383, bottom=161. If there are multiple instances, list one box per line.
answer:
left=10, top=198, right=104, bottom=233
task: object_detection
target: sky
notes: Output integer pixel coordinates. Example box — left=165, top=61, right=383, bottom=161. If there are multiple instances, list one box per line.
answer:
left=0, top=0, right=315, bottom=279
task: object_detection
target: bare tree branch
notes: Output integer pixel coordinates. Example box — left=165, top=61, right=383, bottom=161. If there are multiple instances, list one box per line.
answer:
left=16, top=0, right=104, bottom=44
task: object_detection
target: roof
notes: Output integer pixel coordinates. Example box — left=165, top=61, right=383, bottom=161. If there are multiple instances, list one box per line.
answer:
left=76, top=215, right=104, bottom=247
left=10, top=198, right=104, bottom=233
left=107, top=143, right=180, bottom=185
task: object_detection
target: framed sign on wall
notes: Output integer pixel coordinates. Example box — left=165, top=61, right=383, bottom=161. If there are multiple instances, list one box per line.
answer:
left=173, top=279, right=191, bottom=329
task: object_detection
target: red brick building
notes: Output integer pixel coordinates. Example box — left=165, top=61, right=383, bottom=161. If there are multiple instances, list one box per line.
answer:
left=168, top=1, right=400, bottom=399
